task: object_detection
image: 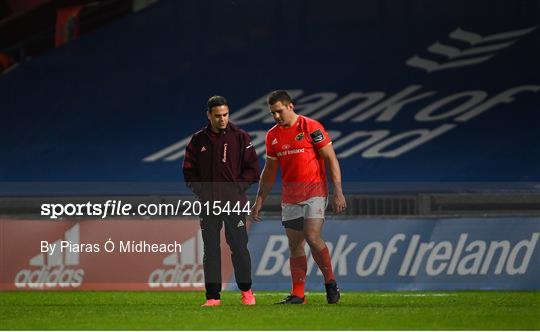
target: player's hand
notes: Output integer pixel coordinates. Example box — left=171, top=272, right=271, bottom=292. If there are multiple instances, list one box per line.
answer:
left=250, top=200, right=263, bottom=222
left=331, top=193, right=347, bottom=214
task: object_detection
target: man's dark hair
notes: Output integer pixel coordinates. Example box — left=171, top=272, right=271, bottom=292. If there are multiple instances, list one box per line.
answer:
left=267, top=90, right=293, bottom=106
left=207, top=95, right=228, bottom=112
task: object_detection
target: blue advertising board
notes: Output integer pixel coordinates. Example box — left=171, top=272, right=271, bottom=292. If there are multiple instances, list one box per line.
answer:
left=245, top=217, right=540, bottom=291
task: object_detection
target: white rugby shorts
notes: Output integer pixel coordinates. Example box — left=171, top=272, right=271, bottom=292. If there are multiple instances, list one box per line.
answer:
left=282, top=196, right=328, bottom=221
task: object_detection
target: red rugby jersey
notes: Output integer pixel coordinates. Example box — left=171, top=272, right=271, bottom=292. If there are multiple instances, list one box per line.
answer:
left=265, top=115, right=331, bottom=203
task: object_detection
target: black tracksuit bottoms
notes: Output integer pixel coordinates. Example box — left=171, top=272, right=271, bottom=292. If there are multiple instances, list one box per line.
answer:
left=200, top=213, right=252, bottom=299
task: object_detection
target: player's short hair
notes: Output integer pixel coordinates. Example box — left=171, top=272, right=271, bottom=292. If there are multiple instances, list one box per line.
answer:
left=267, top=90, right=293, bottom=106
left=207, top=95, right=228, bottom=112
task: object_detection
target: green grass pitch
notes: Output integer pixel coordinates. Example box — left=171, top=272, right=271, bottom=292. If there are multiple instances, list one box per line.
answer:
left=1, top=291, right=539, bottom=330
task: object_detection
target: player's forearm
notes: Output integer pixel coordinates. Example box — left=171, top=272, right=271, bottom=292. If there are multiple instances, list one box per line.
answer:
left=256, top=180, right=274, bottom=203
left=256, top=167, right=276, bottom=202
left=327, top=156, right=344, bottom=195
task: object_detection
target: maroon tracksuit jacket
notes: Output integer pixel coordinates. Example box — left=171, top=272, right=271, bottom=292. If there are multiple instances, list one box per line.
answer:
left=182, top=123, right=260, bottom=206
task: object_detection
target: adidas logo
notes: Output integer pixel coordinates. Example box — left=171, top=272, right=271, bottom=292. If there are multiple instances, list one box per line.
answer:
left=271, top=138, right=278, bottom=145
left=237, top=220, right=245, bottom=227
left=201, top=146, right=207, bottom=152
left=14, top=224, right=84, bottom=289
left=148, top=230, right=204, bottom=288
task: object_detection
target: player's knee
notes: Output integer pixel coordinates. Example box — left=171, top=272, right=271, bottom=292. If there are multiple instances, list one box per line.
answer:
left=304, top=232, right=318, bottom=243
left=304, top=233, right=323, bottom=248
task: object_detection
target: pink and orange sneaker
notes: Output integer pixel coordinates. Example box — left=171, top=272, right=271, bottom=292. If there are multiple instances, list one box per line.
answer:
left=201, top=299, right=221, bottom=307
left=241, top=289, right=256, bottom=306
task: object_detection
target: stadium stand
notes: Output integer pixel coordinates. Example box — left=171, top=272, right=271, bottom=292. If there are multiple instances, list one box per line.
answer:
left=0, top=0, right=539, bottom=216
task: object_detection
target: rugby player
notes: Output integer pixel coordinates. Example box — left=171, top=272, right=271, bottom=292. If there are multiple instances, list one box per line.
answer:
left=251, top=90, right=347, bottom=304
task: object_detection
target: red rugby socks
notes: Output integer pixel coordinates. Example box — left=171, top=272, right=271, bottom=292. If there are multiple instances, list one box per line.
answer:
left=312, top=246, right=335, bottom=283
left=290, top=255, right=307, bottom=298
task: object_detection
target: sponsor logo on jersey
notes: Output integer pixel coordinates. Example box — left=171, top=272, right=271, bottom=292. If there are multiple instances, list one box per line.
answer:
left=282, top=144, right=290, bottom=150
left=271, top=138, right=278, bottom=145
left=276, top=148, right=305, bottom=157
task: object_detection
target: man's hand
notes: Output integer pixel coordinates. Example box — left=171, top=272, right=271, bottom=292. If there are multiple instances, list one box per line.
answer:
left=319, top=144, right=346, bottom=214
left=331, top=192, right=347, bottom=214
left=251, top=158, right=277, bottom=222
left=250, top=197, right=264, bottom=222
